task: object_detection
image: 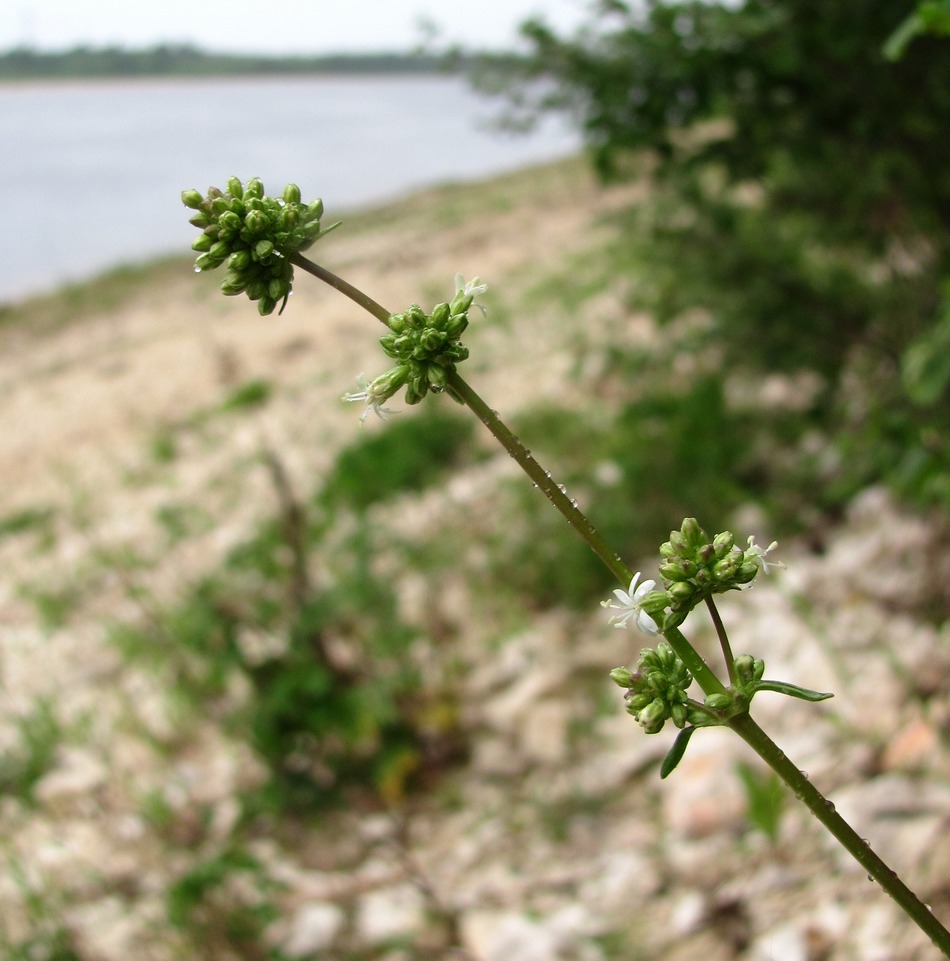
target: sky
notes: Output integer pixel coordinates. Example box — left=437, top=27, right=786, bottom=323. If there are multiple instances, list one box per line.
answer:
left=2, top=0, right=590, bottom=55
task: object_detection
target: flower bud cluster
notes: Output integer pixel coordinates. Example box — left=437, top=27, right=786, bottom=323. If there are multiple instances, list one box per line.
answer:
left=384, top=283, right=482, bottom=401
left=182, top=178, right=337, bottom=316
left=610, top=640, right=698, bottom=734
left=657, top=518, right=774, bottom=625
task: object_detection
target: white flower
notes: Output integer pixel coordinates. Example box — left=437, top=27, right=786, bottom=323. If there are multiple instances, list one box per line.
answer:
left=342, top=373, right=398, bottom=423
left=745, top=536, right=785, bottom=575
left=601, top=572, right=660, bottom=635
left=455, top=273, right=488, bottom=314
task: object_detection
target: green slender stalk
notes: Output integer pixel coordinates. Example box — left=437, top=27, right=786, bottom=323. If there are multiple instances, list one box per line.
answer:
left=730, top=713, right=950, bottom=956
left=290, top=252, right=391, bottom=324
left=292, top=252, right=950, bottom=953
left=705, top=595, right=737, bottom=685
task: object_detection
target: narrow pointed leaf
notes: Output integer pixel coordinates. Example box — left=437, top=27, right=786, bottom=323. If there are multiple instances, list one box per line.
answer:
left=755, top=680, right=833, bottom=702
left=660, top=725, right=696, bottom=779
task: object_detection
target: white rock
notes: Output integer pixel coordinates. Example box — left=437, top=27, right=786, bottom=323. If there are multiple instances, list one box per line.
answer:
left=355, top=883, right=425, bottom=944
left=519, top=697, right=572, bottom=764
left=282, top=902, right=346, bottom=957
left=34, top=747, right=107, bottom=806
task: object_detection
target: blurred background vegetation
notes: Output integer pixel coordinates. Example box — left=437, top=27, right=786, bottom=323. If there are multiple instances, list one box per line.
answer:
left=477, top=0, right=950, bottom=523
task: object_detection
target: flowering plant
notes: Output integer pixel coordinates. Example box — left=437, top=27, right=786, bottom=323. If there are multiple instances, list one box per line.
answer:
left=184, top=177, right=950, bottom=956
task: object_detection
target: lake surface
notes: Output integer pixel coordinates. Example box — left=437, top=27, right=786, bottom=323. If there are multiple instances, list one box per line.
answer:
left=0, top=75, right=578, bottom=304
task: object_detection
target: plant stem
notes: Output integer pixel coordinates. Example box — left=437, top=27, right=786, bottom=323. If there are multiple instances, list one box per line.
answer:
left=730, top=713, right=950, bottom=956
left=663, top=625, right=727, bottom=697
left=290, top=253, right=391, bottom=324
left=445, top=371, right=633, bottom=587
left=705, top=595, right=737, bottom=684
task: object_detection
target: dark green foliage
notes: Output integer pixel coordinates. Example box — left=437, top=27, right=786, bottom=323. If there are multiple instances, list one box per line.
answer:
left=318, top=406, right=476, bottom=511
left=484, top=0, right=950, bottom=515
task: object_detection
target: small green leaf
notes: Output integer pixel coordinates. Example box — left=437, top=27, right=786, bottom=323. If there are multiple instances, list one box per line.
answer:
left=755, top=680, right=833, bottom=702
left=660, top=725, right=696, bottom=779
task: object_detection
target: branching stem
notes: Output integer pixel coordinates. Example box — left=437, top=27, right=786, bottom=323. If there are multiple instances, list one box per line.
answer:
left=294, top=252, right=950, bottom=955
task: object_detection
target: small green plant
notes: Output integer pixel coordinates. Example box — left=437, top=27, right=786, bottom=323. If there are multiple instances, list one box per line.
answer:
left=220, top=377, right=273, bottom=411
left=167, top=847, right=279, bottom=956
left=0, top=700, right=61, bottom=804
left=736, top=761, right=786, bottom=844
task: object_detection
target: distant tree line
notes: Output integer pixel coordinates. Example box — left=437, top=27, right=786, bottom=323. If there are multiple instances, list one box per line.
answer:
left=0, top=44, right=451, bottom=80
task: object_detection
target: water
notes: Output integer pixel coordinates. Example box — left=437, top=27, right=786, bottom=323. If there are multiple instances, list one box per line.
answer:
left=0, top=75, right=578, bottom=304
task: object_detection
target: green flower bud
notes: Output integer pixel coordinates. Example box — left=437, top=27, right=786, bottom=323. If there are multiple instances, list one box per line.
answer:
left=668, top=531, right=688, bottom=554
left=244, top=178, right=264, bottom=200
left=420, top=329, right=448, bottom=353
left=659, top=540, right=676, bottom=558
left=713, top=531, right=735, bottom=557
left=609, top=667, right=634, bottom=688
left=283, top=183, right=301, bottom=205
left=228, top=249, right=252, bottom=271
left=680, top=517, right=706, bottom=549
left=659, top=561, right=686, bottom=582
left=306, top=198, right=324, bottom=220
left=279, top=206, right=299, bottom=231
left=704, top=692, right=734, bottom=711
left=713, top=554, right=739, bottom=580
left=258, top=295, right=276, bottom=316
left=226, top=176, right=244, bottom=199
left=181, top=188, right=204, bottom=209
left=427, top=364, right=448, bottom=389
left=639, top=589, right=672, bottom=615
left=219, top=211, right=242, bottom=233
left=671, top=702, right=689, bottom=728
left=220, top=272, right=247, bottom=295
left=735, top=655, right=766, bottom=685
left=189, top=211, right=211, bottom=228
left=254, top=239, right=275, bottom=261
left=638, top=698, right=669, bottom=734
left=244, top=210, right=268, bottom=235
left=445, top=314, right=469, bottom=340
left=626, top=692, right=654, bottom=713
left=668, top=581, right=695, bottom=603
left=698, top=544, right=715, bottom=565
left=444, top=343, right=469, bottom=362
left=268, top=277, right=288, bottom=300
left=430, top=302, right=451, bottom=328
left=191, top=232, right=213, bottom=253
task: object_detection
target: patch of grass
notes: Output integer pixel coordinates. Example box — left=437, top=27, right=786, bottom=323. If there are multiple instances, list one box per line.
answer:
left=20, top=582, right=83, bottom=631
left=220, top=377, right=273, bottom=412
left=0, top=506, right=55, bottom=540
left=317, top=404, right=477, bottom=512
left=148, top=427, right=179, bottom=463
left=0, top=700, right=61, bottom=804
left=155, top=502, right=215, bottom=545
left=167, top=847, right=279, bottom=956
